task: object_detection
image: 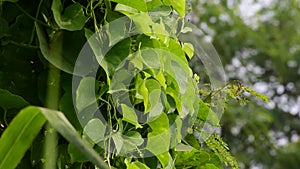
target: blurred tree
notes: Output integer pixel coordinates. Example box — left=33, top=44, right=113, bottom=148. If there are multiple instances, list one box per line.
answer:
left=191, top=0, right=300, bottom=168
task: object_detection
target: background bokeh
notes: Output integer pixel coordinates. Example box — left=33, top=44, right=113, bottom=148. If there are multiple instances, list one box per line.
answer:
left=190, top=0, right=300, bottom=168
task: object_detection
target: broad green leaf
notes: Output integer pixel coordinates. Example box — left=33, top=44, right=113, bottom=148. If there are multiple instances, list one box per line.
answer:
left=156, top=152, right=174, bottom=169
left=146, top=113, right=170, bottom=155
left=112, top=131, right=144, bottom=155
left=126, top=161, right=150, bottom=169
left=0, top=107, right=46, bottom=169
left=115, top=4, right=138, bottom=15
left=198, top=99, right=210, bottom=121
left=149, top=5, right=172, bottom=16
left=121, top=104, right=142, bottom=128
left=123, top=131, right=144, bottom=146
left=183, top=43, right=194, bottom=59
left=77, top=104, right=99, bottom=127
left=142, top=156, right=158, bottom=169
left=146, top=0, right=163, bottom=11
left=135, top=75, right=148, bottom=102
left=129, top=13, right=153, bottom=35
left=38, top=107, right=109, bottom=169
left=166, top=78, right=181, bottom=112
left=166, top=39, right=188, bottom=63
left=198, top=100, right=220, bottom=126
left=144, top=79, right=161, bottom=113
left=170, top=60, right=188, bottom=94
left=163, top=0, right=186, bottom=17
left=107, top=18, right=128, bottom=46
left=35, top=24, right=72, bottom=74
left=184, top=134, right=201, bottom=150
left=137, top=35, right=188, bottom=64
left=180, top=78, right=199, bottom=117
left=141, top=49, right=161, bottom=69
left=130, top=51, right=144, bottom=70
left=76, top=77, right=98, bottom=112
left=51, top=0, right=86, bottom=31
left=154, top=70, right=166, bottom=89
left=0, top=106, right=109, bottom=169
left=169, top=114, right=183, bottom=147
left=83, top=118, right=106, bottom=143
left=102, top=38, right=131, bottom=77
left=129, top=13, right=169, bottom=43
left=174, top=143, right=193, bottom=151
left=0, top=89, right=29, bottom=110
left=110, top=0, right=147, bottom=12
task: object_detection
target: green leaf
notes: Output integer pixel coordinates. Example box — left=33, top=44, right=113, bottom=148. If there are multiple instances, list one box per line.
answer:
left=183, top=43, right=194, bottom=59
left=35, top=24, right=70, bottom=74
left=51, top=0, right=86, bottom=31
left=126, top=161, right=150, bottom=169
left=174, top=143, right=193, bottom=151
left=83, top=118, right=106, bottom=143
left=121, top=104, right=142, bottom=128
left=163, top=0, right=186, bottom=17
left=146, top=113, right=170, bottom=155
left=0, top=107, right=46, bottom=169
left=144, top=79, right=162, bottom=113
left=102, top=38, right=131, bottom=77
left=148, top=5, right=172, bottom=16
left=129, top=13, right=169, bottom=44
left=156, top=152, right=174, bottom=169
left=76, top=77, right=98, bottom=112
left=0, top=89, right=29, bottom=110
left=115, top=4, right=139, bottom=15
left=112, top=131, right=144, bottom=155
left=198, top=99, right=220, bottom=126
left=169, top=115, right=183, bottom=147
left=184, top=134, right=201, bottom=150
left=38, top=107, right=109, bottom=169
left=146, top=0, right=163, bottom=10
left=170, top=60, right=188, bottom=95
left=180, top=78, right=199, bottom=118
left=0, top=106, right=109, bottom=169
left=110, top=0, right=148, bottom=12
left=137, top=35, right=188, bottom=65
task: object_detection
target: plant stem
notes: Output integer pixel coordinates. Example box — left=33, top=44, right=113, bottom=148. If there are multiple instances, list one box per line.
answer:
left=29, top=0, right=44, bottom=44
left=15, top=3, right=52, bottom=29
left=8, top=40, right=39, bottom=49
left=43, top=54, right=61, bottom=169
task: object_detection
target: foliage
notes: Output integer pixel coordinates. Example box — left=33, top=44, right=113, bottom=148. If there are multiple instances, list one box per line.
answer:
left=0, top=0, right=268, bottom=168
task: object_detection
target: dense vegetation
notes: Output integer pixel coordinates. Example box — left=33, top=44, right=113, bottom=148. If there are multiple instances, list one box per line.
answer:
left=0, top=0, right=287, bottom=169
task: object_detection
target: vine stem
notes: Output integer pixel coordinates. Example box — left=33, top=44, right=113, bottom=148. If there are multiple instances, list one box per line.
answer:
left=43, top=51, right=62, bottom=168
left=29, top=0, right=44, bottom=44
left=15, top=3, right=52, bottom=29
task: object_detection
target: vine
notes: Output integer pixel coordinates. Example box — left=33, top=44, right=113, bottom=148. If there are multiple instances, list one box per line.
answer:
left=0, top=0, right=270, bottom=169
